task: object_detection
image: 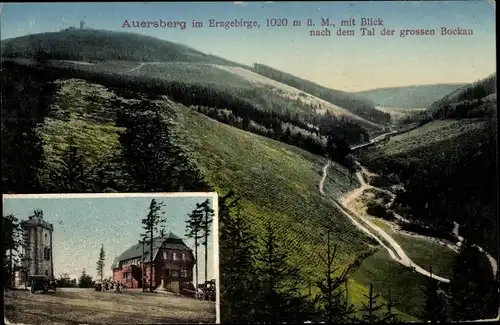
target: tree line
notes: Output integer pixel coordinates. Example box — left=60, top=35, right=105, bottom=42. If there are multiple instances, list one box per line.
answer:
left=403, top=73, right=496, bottom=125
left=2, top=60, right=367, bottom=171
left=252, top=63, right=391, bottom=125
left=218, top=190, right=499, bottom=322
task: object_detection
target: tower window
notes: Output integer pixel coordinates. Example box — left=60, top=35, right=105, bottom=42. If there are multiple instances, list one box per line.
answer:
left=44, top=248, right=51, bottom=261
left=44, top=233, right=48, bottom=239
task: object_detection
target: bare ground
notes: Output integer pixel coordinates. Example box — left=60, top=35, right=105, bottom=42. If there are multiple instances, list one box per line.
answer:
left=4, top=288, right=215, bottom=325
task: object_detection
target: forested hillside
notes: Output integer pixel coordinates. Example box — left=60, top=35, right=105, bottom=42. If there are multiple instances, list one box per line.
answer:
left=358, top=73, right=498, bottom=255
left=252, top=63, right=391, bottom=125
left=403, top=73, right=496, bottom=125
left=1, top=58, right=370, bottom=162
left=0, top=28, right=249, bottom=67
left=2, top=59, right=430, bottom=322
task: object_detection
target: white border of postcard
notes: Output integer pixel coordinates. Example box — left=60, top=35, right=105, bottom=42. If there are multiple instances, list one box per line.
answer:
left=3, top=192, right=221, bottom=324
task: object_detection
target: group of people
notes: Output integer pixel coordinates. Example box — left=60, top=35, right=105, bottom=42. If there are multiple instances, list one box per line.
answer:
left=95, top=280, right=122, bottom=293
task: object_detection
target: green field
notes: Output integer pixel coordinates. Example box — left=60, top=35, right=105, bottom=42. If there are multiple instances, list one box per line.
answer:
left=365, top=119, right=486, bottom=158
left=370, top=219, right=457, bottom=280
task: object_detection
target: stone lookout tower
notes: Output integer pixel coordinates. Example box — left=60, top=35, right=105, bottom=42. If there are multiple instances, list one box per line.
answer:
left=20, top=210, right=54, bottom=279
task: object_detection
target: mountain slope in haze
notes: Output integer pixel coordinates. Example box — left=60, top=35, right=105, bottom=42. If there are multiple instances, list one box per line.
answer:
left=355, top=84, right=467, bottom=109
left=210, top=64, right=384, bottom=131
left=402, top=73, right=496, bottom=125
left=358, top=73, right=497, bottom=256
left=252, top=63, right=391, bottom=126
left=0, top=28, right=249, bottom=67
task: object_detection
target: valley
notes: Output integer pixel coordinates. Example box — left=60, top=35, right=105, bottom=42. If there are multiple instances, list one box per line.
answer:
left=1, top=27, right=498, bottom=323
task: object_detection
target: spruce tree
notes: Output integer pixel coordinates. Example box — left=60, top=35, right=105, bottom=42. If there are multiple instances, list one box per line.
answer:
left=141, top=199, right=167, bottom=292
left=196, top=199, right=214, bottom=285
left=56, top=137, right=89, bottom=192
left=253, top=221, right=308, bottom=323
left=2, top=214, right=21, bottom=287
left=422, top=266, right=447, bottom=323
left=96, top=244, right=105, bottom=281
left=185, top=205, right=203, bottom=290
left=360, top=283, right=384, bottom=323
left=219, top=194, right=259, bottom=323
left=78, top=269, right=93, bottom=288
left=314, top=230, right=359, bottom=323
left=449, top=240, right=497, bottom=320
left=382, top=288, right=399, bottom=323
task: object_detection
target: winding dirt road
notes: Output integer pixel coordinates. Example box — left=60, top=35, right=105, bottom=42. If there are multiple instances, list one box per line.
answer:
left=320, top=157, right=499, bottom=321
left=320, top=161, right=450, bottom=283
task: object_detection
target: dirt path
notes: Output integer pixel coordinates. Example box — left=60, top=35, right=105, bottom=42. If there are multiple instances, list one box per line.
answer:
left=4, top=288, right=215, bottom=324
left=320, top=160, right=450, bottom=283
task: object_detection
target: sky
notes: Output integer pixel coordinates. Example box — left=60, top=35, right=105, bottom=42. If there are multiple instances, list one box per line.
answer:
left=2, top=194, right=217, bottom=285
left=0, top=1, right=496, bottom=91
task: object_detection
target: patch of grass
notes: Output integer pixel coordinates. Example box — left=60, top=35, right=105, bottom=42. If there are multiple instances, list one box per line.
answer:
left=353, top=250, right=429, bottom=320
left=392, top=232, right=457, bottom=279
left=371, top=218, right=456, bottom=279
left=368, top=119, right=484, bottom=158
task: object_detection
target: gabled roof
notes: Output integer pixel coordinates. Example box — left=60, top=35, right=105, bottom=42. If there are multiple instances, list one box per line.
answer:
left=110, top=232, right=191, bottom=270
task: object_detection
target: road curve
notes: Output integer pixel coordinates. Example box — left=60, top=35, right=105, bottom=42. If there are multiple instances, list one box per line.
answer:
left=320, top=160, right=450, bottom=283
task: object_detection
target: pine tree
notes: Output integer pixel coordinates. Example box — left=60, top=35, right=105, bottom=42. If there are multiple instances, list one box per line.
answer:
left=78, top=269, right=93, bottom=288
left=381, top=288, right=399, bottom=323
left=141, top=199, right=167, bottom=292
left=219, top=192, right=259, bottom=323
left=196, top=199, right=214, bottom=286
left=2, top=214, right=21, bottom=287
left=185, top=205, right=203, bottom=290
left=360, top=283, right=384, bottom=323
left=448, top=240, right=496, bottom=320
left=253, top=221, right=308, bottom=323
left=422, top=266, right=447, bottom=323
left=96, top=244, right=105, bottom=281
left=55, top=136, right=90, bottom=192
left=314, top=230, right=359, bottom=323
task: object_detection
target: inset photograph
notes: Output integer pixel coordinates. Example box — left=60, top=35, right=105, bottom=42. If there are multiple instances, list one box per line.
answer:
left=3, top=193, right=218, bottom=324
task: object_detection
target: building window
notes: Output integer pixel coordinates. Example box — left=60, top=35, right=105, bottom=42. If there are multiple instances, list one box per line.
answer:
left=163, top=251, right=167, bottom=260
left=45, top=270, right=48, bottom=276
left=180, top=268, right=188, bottom=278
left=44, top=233, right=48, bottom=239
left=43, top=248, right=50, bottom=261
left=181, top=253, right=185, bottom=261
left=123, top=272, right=131, bottom=280
left=171, top=270, right=179, bottom=277
left=173, top=252, right=177, bottom=261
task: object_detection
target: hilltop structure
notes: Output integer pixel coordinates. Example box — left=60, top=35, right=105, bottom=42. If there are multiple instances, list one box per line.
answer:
left=111, top=232, right=195, bottom=293
left=20, top=211, right=54, bottom=281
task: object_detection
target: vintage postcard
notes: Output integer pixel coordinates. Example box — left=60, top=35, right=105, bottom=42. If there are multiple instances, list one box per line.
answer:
left=3, top=193, right=219, bottom=324
left=1, top=1, right=497, bottom=324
